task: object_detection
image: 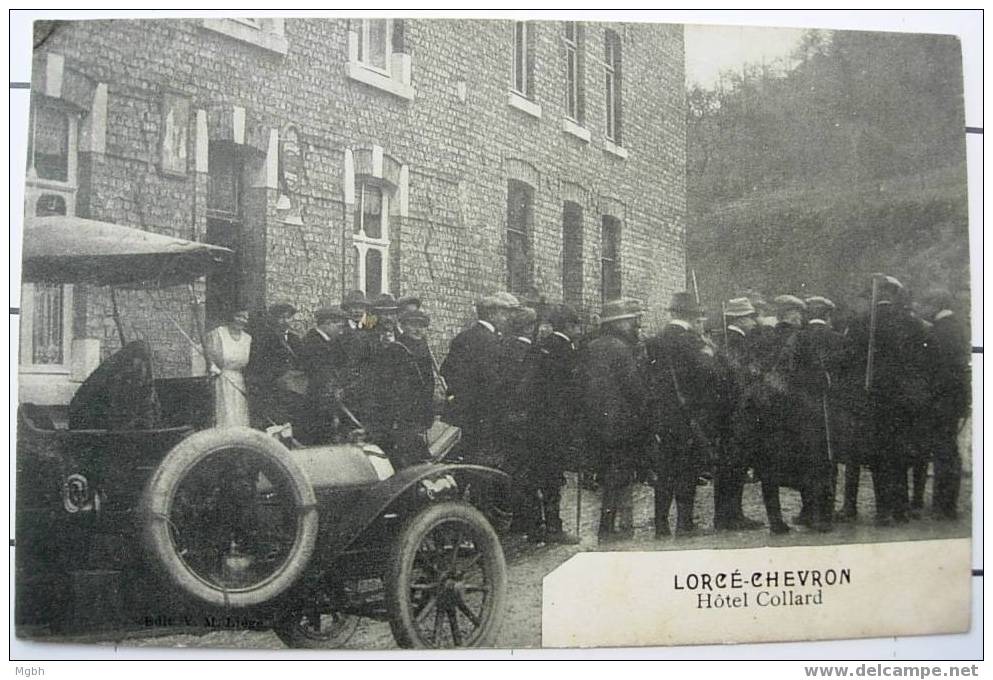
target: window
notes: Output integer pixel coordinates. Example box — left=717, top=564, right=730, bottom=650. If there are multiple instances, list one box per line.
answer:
left=201, top=18, right=288, bottom=55
left=357, top=18, right=391, bottom=72
left=512, top=21, right=534, bottom=99
left=27, top=105, right=70, bottom=182
left=22, top=101, right=78, bottom=372
left=352, top=183, right=390, bottom=295
left=562, top=202, right=584, bottom=307
left=564, top=22, right=585, bottom=124
left=601, top=215, right=622, bottom=301
left=506, top=180, right=534, bottom=296
left=206, top=142, right=244, bottom=322
left=604, top=29, right=623, bottom=145
left=347, top=19, right=414, bottom=100
left=207, top=143, right=243, bottom=220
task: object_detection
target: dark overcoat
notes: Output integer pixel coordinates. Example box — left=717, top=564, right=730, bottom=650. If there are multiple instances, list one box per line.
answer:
left=526, top=332, right=583, bottom=466
left=926, top=313, right=970, bottom=425
left=440, top=322, right=507, bottom=460
left=646, top=323, right=722, bottom=471
left=394, top=333, right=436, bottom=428
left=246, top=326, right=302, bottom=388
left=581, top=328, right=648, bottom=452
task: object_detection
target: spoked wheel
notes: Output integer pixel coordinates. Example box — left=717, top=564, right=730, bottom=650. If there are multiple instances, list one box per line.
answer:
left=385, top=501, right=507, bottom=648
left=273, top=591, right=360, bottom=649
left=141, top=427, right=317, bottom=609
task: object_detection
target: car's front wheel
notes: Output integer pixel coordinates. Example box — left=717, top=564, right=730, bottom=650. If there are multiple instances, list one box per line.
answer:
left=385, top=501, right=507, bottom=648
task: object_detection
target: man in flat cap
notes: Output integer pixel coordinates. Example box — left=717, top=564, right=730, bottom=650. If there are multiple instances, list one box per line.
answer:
left=441, top=292, right=520, bottom=466
left=583, top=297, right=650, bottom=542
left=770, top=293, right=838, bottom=532
left=713, top=297, right=764, bottom=532
left=333, top=290, right=373, bottom=431
left=800, top=297, right=850, bottom=521
left=246, top=303, right=304, bottom=428
left=647, top=292, right=722, bottom=537
left=298, top=306, right=350, bottom=443
left=516, top=303, right=584, bottom=544
left=379, top=308, right=436, bottom=468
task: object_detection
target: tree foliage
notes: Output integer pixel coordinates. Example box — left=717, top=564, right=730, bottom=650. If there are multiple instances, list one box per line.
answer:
left=687, top=29, right=969, bottom=312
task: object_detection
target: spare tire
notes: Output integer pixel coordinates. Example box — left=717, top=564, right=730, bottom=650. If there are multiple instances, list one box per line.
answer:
left=140, top=427, right=317, bottom=609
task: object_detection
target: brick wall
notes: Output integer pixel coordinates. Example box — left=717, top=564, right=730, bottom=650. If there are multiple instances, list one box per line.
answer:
left=26, top=16, right=685, bottom=387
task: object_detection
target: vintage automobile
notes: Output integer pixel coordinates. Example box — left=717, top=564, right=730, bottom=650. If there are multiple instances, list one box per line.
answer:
left=15, top=216, right=511, bottom=649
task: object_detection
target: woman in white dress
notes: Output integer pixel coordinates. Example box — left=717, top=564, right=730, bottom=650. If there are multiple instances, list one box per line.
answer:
left=204, top=308, right=252, bottom=427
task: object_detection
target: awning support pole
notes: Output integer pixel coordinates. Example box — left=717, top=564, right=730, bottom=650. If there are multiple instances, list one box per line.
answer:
left=187, top=282, right=208, bottom=372
left=110, top=286, right=127, bottom=347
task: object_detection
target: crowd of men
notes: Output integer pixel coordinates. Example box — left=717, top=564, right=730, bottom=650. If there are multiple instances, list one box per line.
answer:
left=244, top=292, right=438, bottom=469
left=241, top=274, right=970, bottom=545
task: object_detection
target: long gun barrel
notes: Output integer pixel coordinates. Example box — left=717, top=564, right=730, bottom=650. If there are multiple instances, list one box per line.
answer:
left=864, top=276, right=879, bottom=391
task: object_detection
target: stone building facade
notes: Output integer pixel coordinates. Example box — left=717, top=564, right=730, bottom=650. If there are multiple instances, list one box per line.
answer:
left=19, top=16, right=686, bottom=405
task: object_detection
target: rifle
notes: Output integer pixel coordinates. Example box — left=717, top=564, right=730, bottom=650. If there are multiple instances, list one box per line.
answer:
left=666, top=352, right=717, bottom=465
left=864, top=276, right=879, bottom=391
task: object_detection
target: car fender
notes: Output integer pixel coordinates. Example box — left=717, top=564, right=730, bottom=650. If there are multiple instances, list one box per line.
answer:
left=321, top=463, right=510, bottom=558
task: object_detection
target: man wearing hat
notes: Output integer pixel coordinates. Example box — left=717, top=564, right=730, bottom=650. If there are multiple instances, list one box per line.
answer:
left=441, top=292, right=520, bottom=466
left=767, top=293, right=832, bottom=533
left=713, top=297, right=764, bottom=532
left=353, top=293, right=403, bottom=447
left=583, top=297, right=649, bottom=542
left=847, top=274, right=930, bottom=525
left=396, top=295, right=422, bottom=334
left=333, top=291, right=373, bottom=430
left=647, top=292, right=722, bottom=537
left=379, top=307, right=436, bottom=468
left=500, top=305, right=542, bottom=533
left=515, top=303, right=584, bottom=545
left=298, top=306, right=350, bottom=443
left=366, top=293, right=400, bottom=338
left=782, top=295, right=847, bottom=531
left=341, top=289, right=369, bottom=331
left=245, top=303, right=304, bottom=428
left=917, top=289, right=969, bottom=520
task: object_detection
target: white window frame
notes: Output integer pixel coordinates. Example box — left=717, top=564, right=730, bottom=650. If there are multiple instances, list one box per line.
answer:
left=352, top=182, right=391, bottom=294
left=512, top=21, right=530, bottom=98
left=604, top=30, right=622, bottom=145
left=19, top=284, right=74, bottom=374
left=22, top=102, right=79, bottom=375
left=564, top=22, right=581, bottom=123
left=346, top=19, right=415, bottom=101
left=201, top=18, right=288, bottom=55
left=601, top=214, right=622, bottom=302
left=358, top=18, right=393, bottom=75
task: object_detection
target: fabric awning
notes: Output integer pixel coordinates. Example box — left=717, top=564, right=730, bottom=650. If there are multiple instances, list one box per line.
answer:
left=21, top=216, right=232, bottom=288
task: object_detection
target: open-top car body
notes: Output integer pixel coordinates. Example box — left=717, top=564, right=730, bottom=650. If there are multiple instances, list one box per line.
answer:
left=15, top=216, right=511, bottom=649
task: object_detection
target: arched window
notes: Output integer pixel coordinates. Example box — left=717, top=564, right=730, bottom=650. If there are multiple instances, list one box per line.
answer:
left=506, top=180, right=534, bottom=295
left=352, top=182, right=391, bottom=295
